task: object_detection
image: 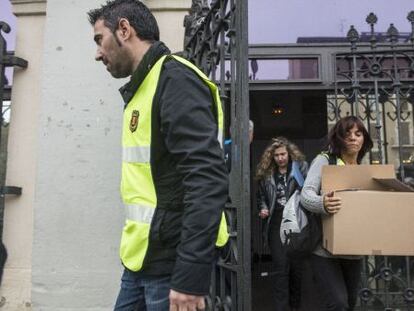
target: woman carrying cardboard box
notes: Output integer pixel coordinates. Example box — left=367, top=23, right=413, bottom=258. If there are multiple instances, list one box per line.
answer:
left=300, top=116, right=373, bottom=311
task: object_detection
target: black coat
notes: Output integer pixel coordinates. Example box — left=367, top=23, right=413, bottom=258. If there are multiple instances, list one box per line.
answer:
left=120, top=42, right=228, bottom=295
left=257, top=160, right=308, bottom=242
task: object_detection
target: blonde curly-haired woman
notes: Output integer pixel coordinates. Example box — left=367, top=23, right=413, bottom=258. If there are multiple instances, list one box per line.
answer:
left=256, top=137, right=308, bottom=311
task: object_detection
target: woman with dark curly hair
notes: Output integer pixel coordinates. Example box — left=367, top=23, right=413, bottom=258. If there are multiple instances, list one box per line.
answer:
left=300, top=116, right=373, bottom=310
left=256, top=137, right=308, bottom=311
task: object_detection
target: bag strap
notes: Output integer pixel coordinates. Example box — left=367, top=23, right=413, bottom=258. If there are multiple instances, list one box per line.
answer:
left=328, top=153, right=337, bottom=165
left=321, top=152, right=337, bottom=165
left=291, top=161, right=304, bottom=188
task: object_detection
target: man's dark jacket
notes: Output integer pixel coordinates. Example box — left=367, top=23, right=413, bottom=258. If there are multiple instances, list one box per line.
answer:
left=119, top=42, right=228, bottom=295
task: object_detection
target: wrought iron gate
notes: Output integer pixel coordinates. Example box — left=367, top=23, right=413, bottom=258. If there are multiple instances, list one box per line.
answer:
left=183, top=1, right=250, bottom=310
left=183, top=2, right=414, bottom=310
left=330, top=12, right=414, bottom=310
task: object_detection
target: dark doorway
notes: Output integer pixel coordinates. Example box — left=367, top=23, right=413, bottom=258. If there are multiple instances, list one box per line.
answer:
left=250, top=89, right=328, bottom=311
left=250, top=89, right=328, bottom=162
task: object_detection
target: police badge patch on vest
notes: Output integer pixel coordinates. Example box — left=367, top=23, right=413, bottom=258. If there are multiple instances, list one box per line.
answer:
left=129, top=110, right=139, bottom=132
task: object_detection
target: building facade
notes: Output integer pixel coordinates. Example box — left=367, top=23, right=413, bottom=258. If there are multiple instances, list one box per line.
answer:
left=2, top=0, right=414, bottom=310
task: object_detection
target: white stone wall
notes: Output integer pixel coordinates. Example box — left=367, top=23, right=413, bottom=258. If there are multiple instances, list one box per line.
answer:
left=4, top=0, right=190, bottom=310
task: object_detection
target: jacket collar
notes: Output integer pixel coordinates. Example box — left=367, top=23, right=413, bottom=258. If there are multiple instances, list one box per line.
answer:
left=289, top=160, right=304, bottom=187
left=119, top=41, right=171, bottom=105
left=268, top=160, right=295, bottom=187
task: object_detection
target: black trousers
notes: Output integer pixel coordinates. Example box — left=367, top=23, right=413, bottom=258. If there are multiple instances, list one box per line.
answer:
left=269, top=211, right=302, bottom=311
left=310, top=254, right=362, bottom=311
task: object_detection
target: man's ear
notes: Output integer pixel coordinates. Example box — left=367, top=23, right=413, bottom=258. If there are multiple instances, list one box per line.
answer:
left=117, top=18, right=133, bottom=41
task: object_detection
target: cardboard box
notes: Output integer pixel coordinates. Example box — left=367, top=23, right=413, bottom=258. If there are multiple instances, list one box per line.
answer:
left=321, top=165, right=414, bottom=256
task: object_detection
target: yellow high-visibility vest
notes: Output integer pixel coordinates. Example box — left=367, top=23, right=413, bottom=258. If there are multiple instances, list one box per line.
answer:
left=120, top=55, right=229, bottom=272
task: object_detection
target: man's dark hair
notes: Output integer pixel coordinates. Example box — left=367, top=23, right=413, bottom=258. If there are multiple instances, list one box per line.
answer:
left=327, top=116, right=373, bottom=164
left=87, top=0, right=159, bottom=42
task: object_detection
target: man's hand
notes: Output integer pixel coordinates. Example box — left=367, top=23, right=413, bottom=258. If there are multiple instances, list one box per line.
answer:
left=258, top=209, right=269, bottom=219
left=323, top=191, right=342, bottom=214
left=169, top=289, right=205, bottom=311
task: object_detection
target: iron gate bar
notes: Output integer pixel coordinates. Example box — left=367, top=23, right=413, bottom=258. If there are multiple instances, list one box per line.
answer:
left=2, top=86, right=10, bottom=101
left=389, top=22, right=406, bottom=180
left=0, top=186, right=22, bottom=197
left=233, top=0, right=250, bottom=309
left=336, top=48, right=414, bottom=55
left=2, top=51, right=27, bottom=68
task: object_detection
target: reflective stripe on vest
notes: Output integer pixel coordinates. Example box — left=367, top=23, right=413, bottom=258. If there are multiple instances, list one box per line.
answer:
left=125, top=203, right=155, bottom=223
left=123, top=146, right=151, bottom=163
left=120, top=55, right=228, bottom=272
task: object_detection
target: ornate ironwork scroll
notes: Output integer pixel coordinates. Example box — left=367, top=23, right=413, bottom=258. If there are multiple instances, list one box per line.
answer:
left=332, top=12, right=414, bottom=311
left=184, top=1, right=250, bottom=310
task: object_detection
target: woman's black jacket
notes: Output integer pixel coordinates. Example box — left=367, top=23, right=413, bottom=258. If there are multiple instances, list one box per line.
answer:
left=257, top=160, right=308, bottom=242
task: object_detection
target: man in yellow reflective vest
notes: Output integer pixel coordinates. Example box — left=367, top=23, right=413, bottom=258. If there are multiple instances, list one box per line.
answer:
left=88, top=1, right=229, bottom=310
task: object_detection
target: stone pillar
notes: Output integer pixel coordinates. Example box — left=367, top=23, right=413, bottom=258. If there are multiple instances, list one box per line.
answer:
left=145, top=0, right=191, bottom=52
left=2, top=1, right=46, bottom=310
left=29, top=0, right=124, bottom=308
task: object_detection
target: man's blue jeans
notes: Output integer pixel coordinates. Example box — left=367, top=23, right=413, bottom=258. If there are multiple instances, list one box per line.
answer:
left=114, top=269, right=171, bottom=311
